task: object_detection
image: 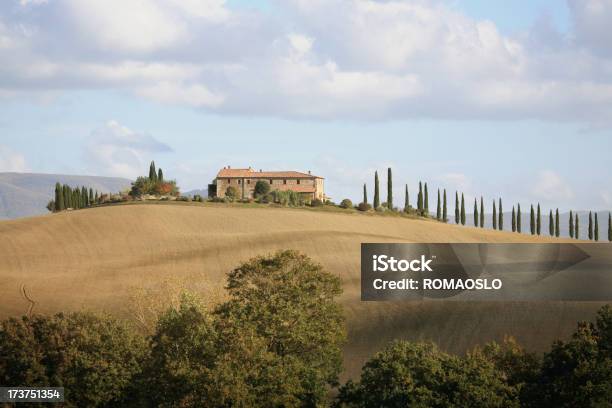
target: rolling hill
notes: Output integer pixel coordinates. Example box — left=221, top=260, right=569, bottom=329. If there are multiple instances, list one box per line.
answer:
left=0, top=203, right=605, bottom=380
left=0, top=172, right=131, bottom=219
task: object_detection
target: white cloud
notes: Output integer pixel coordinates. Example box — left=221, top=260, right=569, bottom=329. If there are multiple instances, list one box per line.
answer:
left=0, top=145, right=28, bottom=172
left=85, top=121, right=172, bottom=178
left=2, top=0, right=612, bottom=122
left=531, top=170, right=574, bottom=201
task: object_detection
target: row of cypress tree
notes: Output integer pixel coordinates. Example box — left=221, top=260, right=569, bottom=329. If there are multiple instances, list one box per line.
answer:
left=52, top=182, right=103, bottom=212
left=363, top=168, right=612, bottom=241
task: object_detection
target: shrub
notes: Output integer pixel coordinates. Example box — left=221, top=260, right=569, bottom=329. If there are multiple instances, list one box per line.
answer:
left=0, top=312, right=146, bottom=407
left=336, top=341, right=519, bottom=408
left=357, top=202, right=372, bottom=212
left=339, top=199, right=353, bottom=209
left=271, top=190, right=304, bottom=207
left=177, top=196, right=191, bottom=202
left=310, top=198, right=324, bottom=207
left=225, top=186, right=238, bottom=201
left=254, top=180, right=271, bottom=198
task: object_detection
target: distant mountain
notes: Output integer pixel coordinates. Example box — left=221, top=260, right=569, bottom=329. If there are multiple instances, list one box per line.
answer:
left=183, top=188, right=208, bottom=198
left=0, top=172, right=131, bottom=220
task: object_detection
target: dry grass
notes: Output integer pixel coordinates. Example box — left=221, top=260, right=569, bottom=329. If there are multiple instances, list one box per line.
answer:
left=0, top=203, right=603, bottom=380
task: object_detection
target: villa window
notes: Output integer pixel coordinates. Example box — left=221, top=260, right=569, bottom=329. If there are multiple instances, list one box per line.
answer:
left=297, top=179, right=300, bottom=185
left=270, top=179, right=273, bottom=184
left=283, top=179, right=287, bottom=184
left=247, top=179, right=250, bottom=184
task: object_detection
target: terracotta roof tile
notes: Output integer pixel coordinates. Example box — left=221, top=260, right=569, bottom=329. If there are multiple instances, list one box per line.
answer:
left=216, top=168, right=323, bottom=179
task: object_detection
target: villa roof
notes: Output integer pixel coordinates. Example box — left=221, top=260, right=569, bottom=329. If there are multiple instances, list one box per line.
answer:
left=216, top=167, right=323, bottom=179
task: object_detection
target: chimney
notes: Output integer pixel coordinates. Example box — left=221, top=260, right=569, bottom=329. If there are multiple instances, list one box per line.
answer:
left=259, top=169, right=262, bottom=172
left=308, top=170, right=311, bottom=175
left=228, top=165, right=231, bottom=169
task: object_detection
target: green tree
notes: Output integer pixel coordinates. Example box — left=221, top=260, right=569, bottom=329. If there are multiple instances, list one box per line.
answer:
left=82, top=186, right=88, bottom=207
left=589, top=211, right=594, bottom=240
left=0, top=312, right=145, bottom=407
left=575, top=215, right=580, bottom=240
left=536, top=204, right=541, bottom=235
left=216, top=250, right=345, bottom=406
left=517, top=204, right=522, bottom=233
left=158, top=168, right=164, bottom=182
left=436, top=189, right=441, bottom=220
left=499, top=198, right=503, bottom=231
left=373, top=171, right=380, bottom=209
left=455, top=192, right=459, bottom=224
left=460, top=193, right=466, bottom=225
left=89, top=188, right=94, bottom=206
left=364, top=183, right=368, bottom=206
left=493, top=200, right=497, bottom=230
left=474, top=198, right=479, bottom=227
left=443, top=189, right=448, bottom=222
left=149, top=161, right=157, bottom=182
left=424, top=183, right=429, bottom=215
left=336, top=340, right=519, bottom=408
left=512, top=206, right=516, bottom=232
left=569, top=211, right=574, bottom=238
left=54, top=182, right=64, bottom=211
left=387, top=167, right=393, bottom=210
left=555, top=209, right=560, bottom=238
left=533, top=305, right=612, bottom=407
left=594, top=213, right=599, bottom=241
left=225, top=185, right=238, bottom=201
left=254, top=180, right=271, bottom=198
left=549, top=210, right=554, bottom=236
left=403, top=184, right=408, bottom=213
left=480, top=197, right=485, bottom=228
left=418, top=182, right=423, bottom=214
left=530, top=205, right=535, bottom=235
left=609, top=213, right=612, bottom=242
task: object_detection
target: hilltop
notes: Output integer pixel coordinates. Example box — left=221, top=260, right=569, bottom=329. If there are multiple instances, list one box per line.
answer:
left=0, top=202, right=604, bottom=380
left=0, top=172, right=130, bottom=219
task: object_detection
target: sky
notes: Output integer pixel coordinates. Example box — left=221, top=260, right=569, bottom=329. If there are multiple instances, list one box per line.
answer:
left=0, top=0, right=611, bottom=212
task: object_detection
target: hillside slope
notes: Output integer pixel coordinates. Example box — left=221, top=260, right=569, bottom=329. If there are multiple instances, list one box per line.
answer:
left=0, top=203, right=604, bottom=380
left=0, top=172, right=130, bottom=219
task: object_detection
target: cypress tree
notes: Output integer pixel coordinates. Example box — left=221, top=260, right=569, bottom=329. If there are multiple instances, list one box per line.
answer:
left=455, top=192, right=459, bottom=224
left=555, top=209, right=560, bottom=237
left=374, top=171, right=380, bottom=209
left=436, top=189, right=441, bottom=220
left=588, top=211, right=593, bottom=240
left=511, top=206, right=516, bottom=232
left=404, top=185, right=409, bottom=212
left=530, top=205, right=535, bottom=235
left=363, top=183, right=368, bottom=205
left=82, top=186, right=88, bottom=207
left=424, top=183, right=429, bottom=216
left=575, top=215, right=580, bottom=240
left=492, top=200, right=497, bottom=230
left=480, top=197, right=484, bottom=228
left=569, top=211, right=574, bottom=238
left=89, top=188, right=94, bottom=206
left=418, top=182, right=423, bottom=214
left=95, top=191, right=99, bottom=204
left=149, top=161, right=157, bottom=181
left=473, top=199, right=478, bottom=227
left=443, top=189, right=448, bottom=222
left=594, top=213, right=599, bottom=241
left=517, top=204, right=522, bottom=233
left=63, top=185, right=70, bottom=209
left=608, top=213, right=611, bottom=242
left=387, top=167, right=393, bottom=210
left=460, top=193, right=465, bottom=225
left=498, top=198, right=503, bottom=231
left=54, top=182, right=64, bottom=211
left=536, top=204, right=541, bottom=235
left=549, top=210, right=554, bottom=236
left=158, top=168, right=163, bottom=182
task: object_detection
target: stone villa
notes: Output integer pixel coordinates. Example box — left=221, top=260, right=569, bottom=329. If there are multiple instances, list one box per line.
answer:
left=214, top=166, right=325, bottom=200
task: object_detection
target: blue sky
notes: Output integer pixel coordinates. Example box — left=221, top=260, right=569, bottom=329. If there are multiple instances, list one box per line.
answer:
left=0, top=0, right=611, bottom=212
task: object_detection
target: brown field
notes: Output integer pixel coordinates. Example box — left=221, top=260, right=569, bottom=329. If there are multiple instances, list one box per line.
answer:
left=0, top=202, right=605, bottom=380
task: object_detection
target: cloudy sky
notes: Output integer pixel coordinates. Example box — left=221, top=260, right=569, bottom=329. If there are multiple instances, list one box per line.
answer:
left=0, top=0, right=611, bottom=212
